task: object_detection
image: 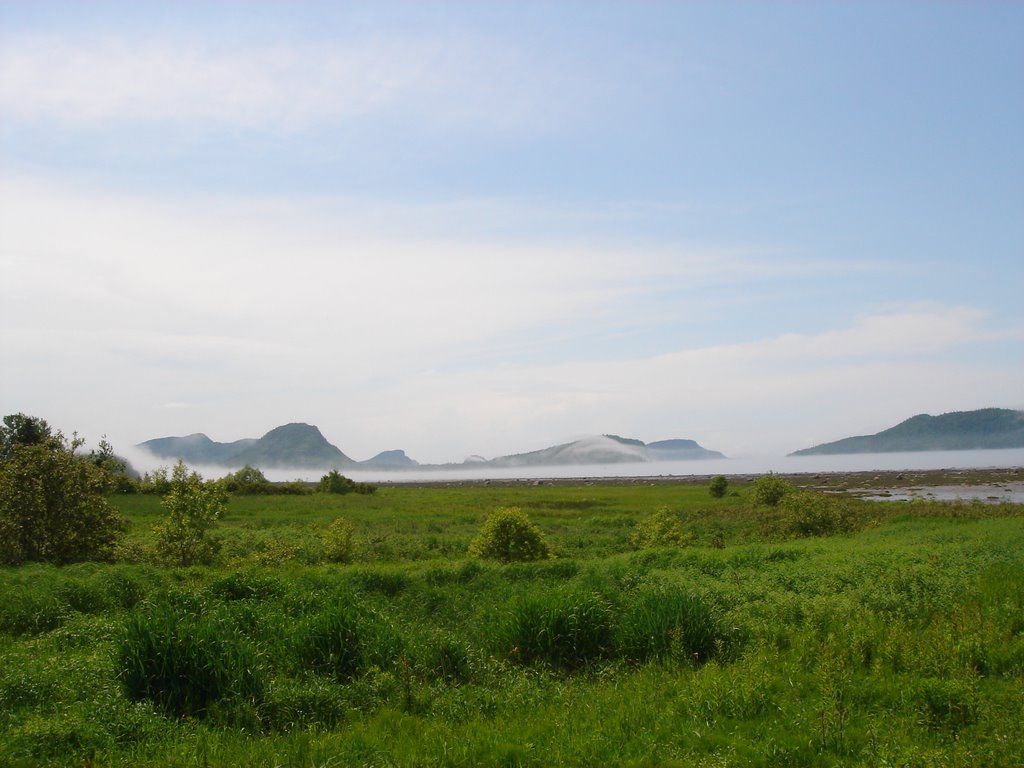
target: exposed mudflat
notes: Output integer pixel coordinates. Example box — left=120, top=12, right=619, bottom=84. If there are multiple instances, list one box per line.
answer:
left=388, top=466, right=1024, bottom=501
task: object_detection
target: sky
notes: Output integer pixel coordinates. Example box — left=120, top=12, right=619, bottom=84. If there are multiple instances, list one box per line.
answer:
left=1, top=1, right=1022, bottom=465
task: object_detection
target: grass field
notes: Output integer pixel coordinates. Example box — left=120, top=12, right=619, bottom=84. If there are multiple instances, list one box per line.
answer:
left=2, top=479, right=1023, bottom=766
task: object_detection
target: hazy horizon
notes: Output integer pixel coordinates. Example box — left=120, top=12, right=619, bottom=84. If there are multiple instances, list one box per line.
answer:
left=2, top=2, right=1022, bottom=464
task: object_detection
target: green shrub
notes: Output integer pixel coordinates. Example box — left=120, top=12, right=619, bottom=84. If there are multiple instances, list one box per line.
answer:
left=323, top=518, right=356, bottom=563
left=118, top=601, right=265, bottom=719
left=220, top=466, right=311, bottom=495
left=750, top=473, right=793, bottom=507
left=469, top=507, right=551, bottom=563
left=501, top=589, right=615, bottom=671
left=630, top=507, right=693, bottom=549
left=779, top=491, right=863, bottom=537
left=0, top=421, right=125, bottom=565
left=318, top=470, right=376, bottom=495
left=708, top=475, right=729, bottom=498
left=153, top=462, right=226, bottom=566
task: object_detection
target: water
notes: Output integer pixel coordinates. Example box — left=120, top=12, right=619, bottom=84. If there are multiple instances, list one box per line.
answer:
left=256, top=448, right=1024, bottom=484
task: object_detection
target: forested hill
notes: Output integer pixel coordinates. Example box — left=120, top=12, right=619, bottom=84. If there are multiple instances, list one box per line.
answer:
left=791, top=408, right=1024, bottom=455
left=138, top=423, right=355, bottom=469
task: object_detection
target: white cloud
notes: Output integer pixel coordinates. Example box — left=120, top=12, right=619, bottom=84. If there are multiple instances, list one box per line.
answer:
left=1, top=176, right=1019, bottom=463
left=0, top=34, right=580, bottom=132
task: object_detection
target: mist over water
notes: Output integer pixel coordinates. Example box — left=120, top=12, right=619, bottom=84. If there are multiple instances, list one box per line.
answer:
left=246, top=448, right=1024, bottom=484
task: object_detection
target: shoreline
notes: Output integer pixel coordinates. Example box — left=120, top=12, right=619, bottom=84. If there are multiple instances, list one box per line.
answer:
left=379, top=465, right=1024, bottom=491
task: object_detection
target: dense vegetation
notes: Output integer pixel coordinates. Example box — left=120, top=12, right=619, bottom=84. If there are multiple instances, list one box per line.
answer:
left=1, top=418, right=1023, bottom=765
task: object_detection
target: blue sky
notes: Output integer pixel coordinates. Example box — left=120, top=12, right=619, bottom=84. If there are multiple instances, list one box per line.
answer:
left=1, top=1, right=1022, bottom=463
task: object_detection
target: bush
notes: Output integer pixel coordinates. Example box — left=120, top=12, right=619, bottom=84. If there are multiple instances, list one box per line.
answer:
left=779, top=491, right=864, bottom=537
left=630, top=507, right=692, bottom=549
left=750, top=473, right=793, bottom=507
left=137, top=467, right=171, bottom=495
left=323, top=518, right=356, bottom=563
left=468, top=507, right=551, bottom=563
left=220, top=466, right=311, bottom=495
left=708, top=475, right=729, bottom=498
left=0, top=418, right=125, bottom=565
left=153, top=462, right=226, bottom=566
left=318, top=470, right=376, bottom=495
left=118, top=601, right=265, bottom=719
left=219, top=465, right=273, bottom=494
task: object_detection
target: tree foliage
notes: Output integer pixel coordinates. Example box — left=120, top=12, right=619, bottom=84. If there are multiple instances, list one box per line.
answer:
left=708, top=475, right=729, bottom=498
left=219, top=465, right=311, bottom=495
left=318, top=470, right=376, bottom=495
left=469, top=507, right=551, bottom=563
left=750, top=473, right=793, bottom=507
left=154, top=462, right=226, bottom=566
left=0, top=415, right=125, bottom=565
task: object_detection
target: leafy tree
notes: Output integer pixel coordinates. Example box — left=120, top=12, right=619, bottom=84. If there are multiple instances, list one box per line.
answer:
left=0, top=417, right=125, bottom=565
left=318, top=469, right=376, bottom=495
left=469, top=507, right=551, bottom=563
left=0, top=413, right=57, bottom=459
left=708, top=475, right=729, bottom=498
left=750, top=473, right=793, bottom=507
left=219, top=465, right=311, bottom=495
left=87, top=436, right=137, bottom=493
left=139, top=467, right=171, bottom=495
left=220, top=465, right=272, bottom=494
left=154, top=462, right=226, bottom=566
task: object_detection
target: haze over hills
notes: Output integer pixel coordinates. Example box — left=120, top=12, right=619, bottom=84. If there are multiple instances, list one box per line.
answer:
left=791, top=408, right=1024, bottom=456
left=482, top=435, right=724, bottom=468
left=138, top=426, right=723, bottom=471
left=139, top=423, right=355, bottom=469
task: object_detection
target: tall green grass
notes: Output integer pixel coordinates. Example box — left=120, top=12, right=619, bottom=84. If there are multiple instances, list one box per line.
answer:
left=0, top=484, right=1021, bottom=765
left=117, top=598, right=265, bottom=719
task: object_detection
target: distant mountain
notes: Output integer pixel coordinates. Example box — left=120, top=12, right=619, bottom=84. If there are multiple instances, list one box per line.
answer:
left=138, top=425, right=722, bottom=472
left=485, top=434, right=724, bottom=467
left=791, top=408, right=1024, bottom=456
left=362, top=449, right=419, bottom=468
left=232, top=423, right=355, bottom=468
left=138, top=433, right=257, bottom=465
left=139, top=423, right=356, bottom=469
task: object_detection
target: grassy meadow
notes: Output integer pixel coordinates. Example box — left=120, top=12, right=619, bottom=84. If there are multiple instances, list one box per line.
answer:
left=2, top=478, right=1023, bottom=766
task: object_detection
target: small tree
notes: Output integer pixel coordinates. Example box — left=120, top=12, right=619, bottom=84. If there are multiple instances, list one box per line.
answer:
left=154, top=462, right=226, bottom=566
left=0, top=413, right=57, bottom=459
left=708, top=475, right=729, bottom=498
left=220, top=465, right=272, bottom=494
left=469, top=507, right=550, bottom=563
left=319, top=469, right=376, bottom=495
left=0, top=417, right=125, bottom=565
left=323, top=517, right=356, bottom=563
left=750, top=473, right=793, bottom=507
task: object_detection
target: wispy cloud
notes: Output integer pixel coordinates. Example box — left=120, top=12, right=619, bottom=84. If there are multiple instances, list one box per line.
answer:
left=0, top=34, right=581, bottom=133
left=2, top=176, right=1017, bottom=462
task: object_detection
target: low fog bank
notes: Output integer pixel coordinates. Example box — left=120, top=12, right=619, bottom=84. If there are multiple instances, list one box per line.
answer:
left=117, top=447, right=1024, bottom=485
